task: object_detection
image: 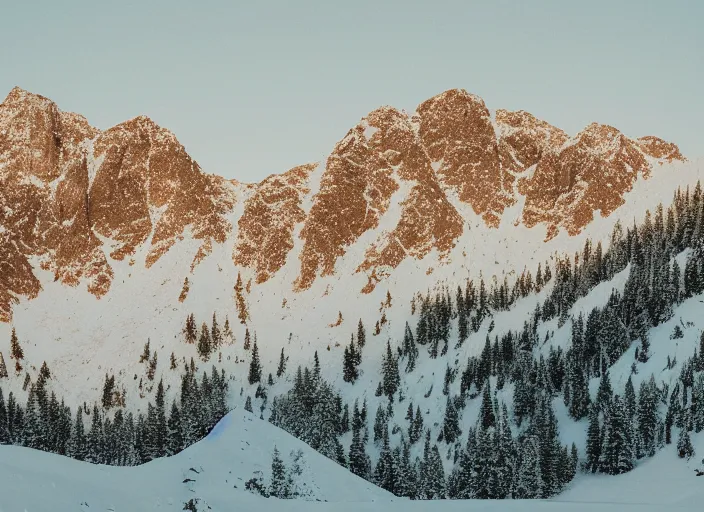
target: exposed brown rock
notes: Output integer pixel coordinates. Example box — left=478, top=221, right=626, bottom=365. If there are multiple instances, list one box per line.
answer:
left=637, top=135, right=684, bottom=162
left=517, top=123, right=678, bottom=238
left=353, top=107, right=464, bottom=292
left=296, top=105, right=464, bottom=292
left=416, top=89, right=515, bottom=227
left=0, top=88, right=234, bottom=319
left=495, top=109, right=569, bottom=173
left=234, top=163, right=317, bottom=283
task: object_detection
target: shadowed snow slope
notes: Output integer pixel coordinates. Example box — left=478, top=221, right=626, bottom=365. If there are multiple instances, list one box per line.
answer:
left=1, top=412, right=702, bottom=511
left=0, top=409, right=394, bottom=511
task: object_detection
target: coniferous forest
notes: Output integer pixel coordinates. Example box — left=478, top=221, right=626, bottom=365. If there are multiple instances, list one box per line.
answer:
left=2, top=185, right=704, bottom=500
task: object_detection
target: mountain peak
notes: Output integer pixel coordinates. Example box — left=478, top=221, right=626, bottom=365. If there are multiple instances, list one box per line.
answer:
left=3, top=86, right=53, bottom=107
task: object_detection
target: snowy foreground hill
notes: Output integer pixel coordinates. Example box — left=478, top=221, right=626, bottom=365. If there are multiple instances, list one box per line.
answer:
left=1, top=410, right=702, bottom=511
left=0, top=409, right=394, bottom=511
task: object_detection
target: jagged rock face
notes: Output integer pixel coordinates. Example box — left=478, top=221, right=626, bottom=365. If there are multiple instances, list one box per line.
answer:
left=494, top=109, right=569, bottom=174
left=0, top=88, right=234, bottom=320
left=517, top=123, right=677, bottom=239
left=295, top=106, right=464, bottom=292
left=415, top=89, right=517, bottom=227
left=0, top=87, right=105, bottom=321
left=235, top=163, right=317, bottom=284
left=90, top=116, right=234, bottom=269
left=0, top=86, right=686, bottom=319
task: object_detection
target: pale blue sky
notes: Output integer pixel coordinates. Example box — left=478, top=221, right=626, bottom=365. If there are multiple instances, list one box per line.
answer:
left=1, top=0, right=702, bottom=182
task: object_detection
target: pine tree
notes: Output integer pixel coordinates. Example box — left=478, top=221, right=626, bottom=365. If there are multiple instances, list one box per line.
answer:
left=411, top=405, right=424, bottom=444
left=381, top=340, right=400, bottom=399
left=198, top=322, right=212, bottom=361
left=514, top=436, right=543, bottom=498
left=87, top=405, right=104, bottom=464
left=403, top=322, right=418, bottom=372
left=185, top=314, right=197, bottom=344
left=277, top=348, right=287, bottom=378
left=357, top=319, right=366, bottom=350
left=211, top=313, right=222, bottom=348
left=343, top=338, right=359, bottom=383
left=599, top=396, right=634, bottom=475
left=9, top=328, right=23, bottom=362
left=596, top=371, right=613, bottom=412
left=139, top=339, right=151, bottom=363
left=313, top=351, right=321, bottom=380
left=234, top=272, right=248, bottom=324
left=373, top=404, right=387, bottom=444
left=147, top=351, right=158, bottom=381
left=638, top=376, right=660, bottom=457
left=374, top=429, right=397, bottom=494
left=441, top=395, right=461, bottom=443
left=167, top=400, right=183, bottom=456
left=153, top=379, right=168, bottom=458
left=270, top=446, right=289, bottom=498
left=223, top=316, right=234, bottom=342
left=0, top=352, right=7, bottom=378
left=349, top=420, right=371, bottom=480
left=244, top=328, right=251, bottom=351
left=677, top=425, right=694, bottom=459
left=480, top=382, right=496, bottom=430
left=248, top=338, right=262, bottom=385
left=567, top=356, right=591, bottom=420
left=101, top=373, right=115, bottom=409
left=0, top=388, right=7, bottom=444
left=71, top=407, right=87, bottom=461
left=585, top=405, right=602, bottom=473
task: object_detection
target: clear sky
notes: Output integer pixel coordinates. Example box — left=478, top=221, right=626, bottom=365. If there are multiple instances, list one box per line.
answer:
left=1, top=0, right=702, bottom=182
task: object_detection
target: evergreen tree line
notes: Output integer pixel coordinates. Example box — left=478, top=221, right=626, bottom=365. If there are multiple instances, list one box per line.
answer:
left=542, top=184, right=704, bottom=328
left=0, top=358, right=229, bottom=466
left=269, top=186, right=704, bottom=499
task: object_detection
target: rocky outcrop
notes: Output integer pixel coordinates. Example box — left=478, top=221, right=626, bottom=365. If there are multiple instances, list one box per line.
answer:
left=235, top=163, right=317, bottom=284
left=0, top=88, right=234, bottom=320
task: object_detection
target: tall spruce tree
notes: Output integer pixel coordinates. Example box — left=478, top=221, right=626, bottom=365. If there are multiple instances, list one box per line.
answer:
left=248, top=338, right=262, bottom=385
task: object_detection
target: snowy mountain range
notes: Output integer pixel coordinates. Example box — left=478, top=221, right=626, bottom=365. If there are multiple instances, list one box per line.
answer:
left=1, top=86, right=704, bottom=510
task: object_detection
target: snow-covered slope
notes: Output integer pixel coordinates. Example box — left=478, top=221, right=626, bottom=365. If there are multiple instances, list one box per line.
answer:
left=2, top=417, right=702, bottom=511
left=0, top=85, right=700, bottom=417
left=0, top=409, right=394, bottom=511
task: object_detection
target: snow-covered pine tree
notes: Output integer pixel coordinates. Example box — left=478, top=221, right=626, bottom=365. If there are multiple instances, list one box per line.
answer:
left=342, top=338, right=359, bottom=383
left=585, top=404, right=601, bottom=473
left=402, top=322, right=418, bottom=372
left=167, top=400, right=183, bottom=456
left=248, top=338, right=262, bottom=385
left=441, top=395, right=461, bottom=444
left=270, top=446, right=289, bottom=498
left=381, top=340, right=400, bottom=399
left=244, top=328, right=251, bottom=351
left=676, top=424, right=694, bottom=459
left=599, top=395, right=634, bottom=475
left=513, top=435, right=542, bottom=499
left=638, top=375, right=661, bottom=457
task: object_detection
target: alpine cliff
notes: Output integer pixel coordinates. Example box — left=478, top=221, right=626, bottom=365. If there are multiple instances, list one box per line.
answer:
left=0, top=86, right=685, bottom=323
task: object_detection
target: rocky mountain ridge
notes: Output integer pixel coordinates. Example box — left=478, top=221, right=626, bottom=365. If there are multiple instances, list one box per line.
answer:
left=0, top=86, right=684, bottom=321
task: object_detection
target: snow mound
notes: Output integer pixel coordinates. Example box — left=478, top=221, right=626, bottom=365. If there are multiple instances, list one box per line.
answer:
left=0, top=409, right=394, bottom=511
